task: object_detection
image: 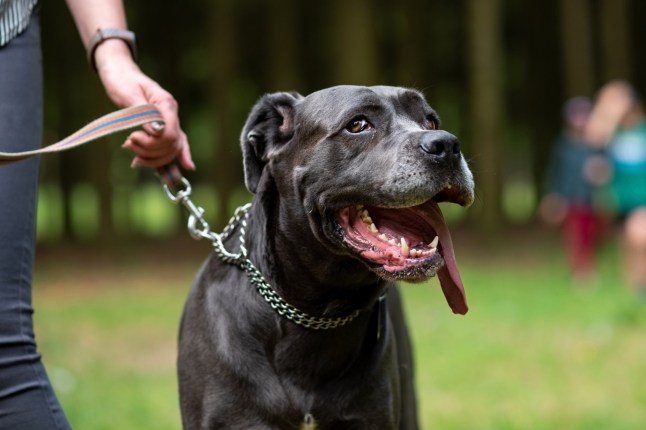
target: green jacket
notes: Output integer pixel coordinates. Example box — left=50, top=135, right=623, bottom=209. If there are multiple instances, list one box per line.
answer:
left=608, top=120, right=646, bottom=215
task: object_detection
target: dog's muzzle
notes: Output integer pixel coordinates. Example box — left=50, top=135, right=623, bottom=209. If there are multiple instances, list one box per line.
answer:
left=337, top=199, right=469, bottom=315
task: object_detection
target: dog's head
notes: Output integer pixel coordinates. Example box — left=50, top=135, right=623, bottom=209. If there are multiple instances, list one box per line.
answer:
left=241, top=85, right=475, bottom=314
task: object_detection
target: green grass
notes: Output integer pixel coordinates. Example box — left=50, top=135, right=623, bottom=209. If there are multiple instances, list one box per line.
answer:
left=33, top=231, right=646, bottom=429
left=404, top=245, right=646, bottom=429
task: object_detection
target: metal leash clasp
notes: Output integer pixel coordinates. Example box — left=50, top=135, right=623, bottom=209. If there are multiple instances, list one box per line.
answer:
left=160, top=169, right=251, bottom=263
left=162, top=177, right=214, bottom=241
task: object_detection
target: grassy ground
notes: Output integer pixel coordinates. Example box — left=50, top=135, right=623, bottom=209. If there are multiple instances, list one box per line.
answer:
left=33, top=229, right=646, bottom=429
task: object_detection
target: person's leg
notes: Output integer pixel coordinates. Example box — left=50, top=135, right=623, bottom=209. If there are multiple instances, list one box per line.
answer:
left=564, top=205, right=598, bottom=283
left=623, top=208, right=646, bottom=296
left=0, top=14, right=72, bottom=429
left=563, top=207, right=587, bottom=280
left=576, top=207, right=599, bottom=279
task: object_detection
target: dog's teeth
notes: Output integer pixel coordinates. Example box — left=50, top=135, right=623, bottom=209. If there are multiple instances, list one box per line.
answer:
left=400, top=237, right=409, bottom=257
left=410, top=249, right=418, bottom=258
left=388, top=238, right=397, bottom=246
left=378, top=233, right=389, bottom=242
left=369, top=223, right=378, bottom=233
left=429, top=236, right=439, bottom=249
left=360, top=209, right=373, bottom=224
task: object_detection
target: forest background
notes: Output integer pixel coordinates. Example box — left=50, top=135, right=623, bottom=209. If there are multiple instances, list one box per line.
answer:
left=36, top=0, right=645, bottom=241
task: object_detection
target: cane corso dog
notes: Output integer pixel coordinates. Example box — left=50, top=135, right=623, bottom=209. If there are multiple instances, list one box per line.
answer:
left=178, top=85, right=475, bottom=429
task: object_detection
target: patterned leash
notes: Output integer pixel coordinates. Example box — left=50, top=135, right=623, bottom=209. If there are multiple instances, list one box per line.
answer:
left=0, top=104, right=186, bottom=192
left=2, top=105, right=158, bottom=164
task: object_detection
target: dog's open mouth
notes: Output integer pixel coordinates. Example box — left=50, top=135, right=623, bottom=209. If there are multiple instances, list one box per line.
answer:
left=338, top=200, right=468, bottom=314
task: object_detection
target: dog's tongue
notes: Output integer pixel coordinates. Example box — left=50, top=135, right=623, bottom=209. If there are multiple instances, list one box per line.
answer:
left=425, top=202, right=468, bottom=315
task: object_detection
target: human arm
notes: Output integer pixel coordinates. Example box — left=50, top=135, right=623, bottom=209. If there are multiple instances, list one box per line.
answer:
left=64, top=0, right=194, bottom=170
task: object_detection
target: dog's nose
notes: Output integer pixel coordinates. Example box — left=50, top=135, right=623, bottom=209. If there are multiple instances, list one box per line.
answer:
left=419, top=131, right=461, bottom=160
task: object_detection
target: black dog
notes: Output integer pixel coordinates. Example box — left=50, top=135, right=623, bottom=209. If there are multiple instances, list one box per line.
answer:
left=178, top=86, right=475, bottom=429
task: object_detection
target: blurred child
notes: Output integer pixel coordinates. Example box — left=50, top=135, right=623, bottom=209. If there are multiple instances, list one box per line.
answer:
left=586, top=81, right=646, bottom=296
left=540, top=97, right=609, bottom=284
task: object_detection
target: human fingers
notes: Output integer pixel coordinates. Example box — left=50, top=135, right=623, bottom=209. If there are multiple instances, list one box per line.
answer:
left=175, top=131, right=196, bottom=171
left=125, top=130, right=178, bottom=168
left=140, top=92, right=181, bottom=140
left=125, top=129, right=195, bottom=170
left=129, top=152, right=178, bottom=169
left=136, top=87, right=196, bottom=169
left=123, top=130, right=177, bottom=160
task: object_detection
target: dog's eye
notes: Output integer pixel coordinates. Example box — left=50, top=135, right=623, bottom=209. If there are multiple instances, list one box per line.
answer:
left=346, top=117, right=373, bottom=133
left=425, top=115, right=438, bottom=130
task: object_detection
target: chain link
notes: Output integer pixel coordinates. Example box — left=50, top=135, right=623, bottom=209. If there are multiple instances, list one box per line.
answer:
left=163, top=178, right=360, bottom=330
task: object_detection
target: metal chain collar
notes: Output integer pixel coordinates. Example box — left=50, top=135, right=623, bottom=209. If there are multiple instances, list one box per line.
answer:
left=163, top=179, right=360, bottom=330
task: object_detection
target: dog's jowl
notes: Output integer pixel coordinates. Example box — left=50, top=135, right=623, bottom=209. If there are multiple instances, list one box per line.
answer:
left=178, top=85, right=475, bottom=429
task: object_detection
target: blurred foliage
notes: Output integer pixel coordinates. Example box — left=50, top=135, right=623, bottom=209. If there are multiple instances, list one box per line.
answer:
left=37, top=0, right=646, bottom=242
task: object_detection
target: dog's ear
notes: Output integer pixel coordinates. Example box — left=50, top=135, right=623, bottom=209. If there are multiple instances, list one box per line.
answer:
left=240, top=91, right=303, bottom=193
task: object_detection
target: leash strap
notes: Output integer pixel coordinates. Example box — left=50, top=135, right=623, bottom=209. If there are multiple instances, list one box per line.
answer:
left=0, top=102, right=186, bottom=195
left=0, top=104, right=164, bottom=166
left=156, top=162, right=186, bottom=195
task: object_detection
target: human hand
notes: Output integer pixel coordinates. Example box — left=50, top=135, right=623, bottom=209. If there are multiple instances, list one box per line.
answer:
left=94, top=39, right=195, bottom=170
left=583, top=155, right=611, bottom=186
left=539, top=193, right=568, bottom=226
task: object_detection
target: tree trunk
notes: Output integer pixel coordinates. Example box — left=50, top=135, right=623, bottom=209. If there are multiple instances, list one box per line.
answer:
left=327, top=0, right=379, bottom=86
left=598, top=0, right=632, bottom=82
left=466, top=0, right=504, bottom=231
left=396, top=0, right=427, bottom=87
left=524, top=2, right=562, bottom=208
left=267, top=0, right=302, bottom=91
left=210, top=0, right=238, bottom=229
left=560, top=0, right=595, bottom=98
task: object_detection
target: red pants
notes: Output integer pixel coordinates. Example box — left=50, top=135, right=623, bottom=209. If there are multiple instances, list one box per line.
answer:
left=562, top=205, right=605, bottom=277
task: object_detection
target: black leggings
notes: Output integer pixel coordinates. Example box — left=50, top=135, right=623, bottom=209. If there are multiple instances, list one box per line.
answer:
left=0, top=14, right=72, bottom=429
